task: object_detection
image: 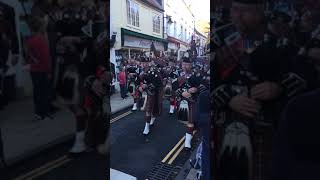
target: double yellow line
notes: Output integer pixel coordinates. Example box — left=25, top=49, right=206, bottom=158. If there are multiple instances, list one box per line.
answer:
left=161, top=131, right=197, bottom=165
left=14, top=110, right=132, bottom=180
left=110, top=111, right=132, bottom=124
left=161, top=136, right=185, bottom=165
left=13, top=155, right=71, bottom=180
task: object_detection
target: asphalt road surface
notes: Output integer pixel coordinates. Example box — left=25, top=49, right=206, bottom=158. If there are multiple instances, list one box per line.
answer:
left=110, top=101, right=200, bottom=180
left=5, top=139, right=107, bottom=180
left=3, top=102, right=199, bottom=180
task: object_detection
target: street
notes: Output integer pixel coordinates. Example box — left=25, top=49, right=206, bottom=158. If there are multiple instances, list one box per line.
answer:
left=110, top=101, right=200, bottom=180
left=6, top=139, right=107, bottom=180
left=2, top=101, right=199, bottom=180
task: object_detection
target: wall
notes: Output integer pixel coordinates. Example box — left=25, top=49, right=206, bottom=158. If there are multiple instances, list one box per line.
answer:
left=111, top=0, right=164, bottom=50
left=164, top=0, right=195, bottom=43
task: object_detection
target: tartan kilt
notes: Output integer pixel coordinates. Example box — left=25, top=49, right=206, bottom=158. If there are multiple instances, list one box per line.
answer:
left=145, top=89, right=162, bottom=117
left=251, top=127, right=274, bottom=180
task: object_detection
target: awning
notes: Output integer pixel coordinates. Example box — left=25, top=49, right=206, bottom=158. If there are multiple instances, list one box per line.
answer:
left=121, top=28, right=168, bottom=51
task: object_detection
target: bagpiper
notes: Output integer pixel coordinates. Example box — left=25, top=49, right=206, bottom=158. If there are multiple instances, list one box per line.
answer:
left=126, top=56, right=141, bottom=111
left=176, top=53, right=202, bottom=148
left=139, top=56, right=163, bottom=135
left=163, top=57, right=179, bottom=114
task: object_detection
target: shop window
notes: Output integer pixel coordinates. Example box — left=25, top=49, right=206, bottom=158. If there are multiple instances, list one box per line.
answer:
left=127, top=0, right=139, bottom=27
left=153, top=14, right=161, bottom=34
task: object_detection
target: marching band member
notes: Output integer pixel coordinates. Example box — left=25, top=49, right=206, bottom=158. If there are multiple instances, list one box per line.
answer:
left=126, top=56, right=141, bottom=111
left=176, top=54, right=202, bottom=148
left=139, top=56, right=163, bottom=135
left=163, top=57, right=179, bottom=114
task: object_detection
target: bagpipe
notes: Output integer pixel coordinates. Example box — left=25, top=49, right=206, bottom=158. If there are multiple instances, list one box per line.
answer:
left=176, top=74, right=196, bottom=123
left=212, top=23, right=278, bottom=180
left=140, top=66, right=162, bottom=111
left=163, top=68, right=179, bottom=98
left=127, top=66, right=139, bottom=95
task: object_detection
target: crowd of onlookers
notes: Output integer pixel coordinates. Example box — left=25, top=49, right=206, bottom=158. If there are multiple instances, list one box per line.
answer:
left=1, top=0, right=109, bottom=160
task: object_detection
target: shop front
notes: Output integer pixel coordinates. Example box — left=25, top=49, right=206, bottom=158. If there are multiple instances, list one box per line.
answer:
left=166, top=36, right=189, bottom=61
left=116, top=28, right=167, bottom=63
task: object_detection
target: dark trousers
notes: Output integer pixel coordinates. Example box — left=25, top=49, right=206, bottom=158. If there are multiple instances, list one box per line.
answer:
left=31, top=72, right=51, bottom=117
left=120, top=84, right=126, bottom=98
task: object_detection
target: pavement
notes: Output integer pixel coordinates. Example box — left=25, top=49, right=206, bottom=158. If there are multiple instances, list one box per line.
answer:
left=0, top=90, right=133, bottom=166
left=110, top=92, right=134, bottom=114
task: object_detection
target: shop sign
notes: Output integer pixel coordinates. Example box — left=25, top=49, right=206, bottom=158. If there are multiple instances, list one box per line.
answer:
left=123, top=35, right=164, bottom=51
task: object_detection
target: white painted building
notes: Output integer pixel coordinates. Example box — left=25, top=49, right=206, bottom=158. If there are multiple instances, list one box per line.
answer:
left=194, top=29, right=208, bottom=56
left=110, top=0, right=165, bottom=90
left=163, top=0, right=195, bottom=60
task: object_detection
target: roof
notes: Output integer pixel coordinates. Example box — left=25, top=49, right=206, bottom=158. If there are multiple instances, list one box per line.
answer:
left=195, top=29, right=207, bottom=38
left=139, top=0, right=164, bottom=12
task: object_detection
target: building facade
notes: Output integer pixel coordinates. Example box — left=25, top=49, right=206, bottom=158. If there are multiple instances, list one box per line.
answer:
left=194, top=29, right=208, bottom=57
left=110, top=0, right=165, bottom=88
left=164, top=0, right=195, bottom=60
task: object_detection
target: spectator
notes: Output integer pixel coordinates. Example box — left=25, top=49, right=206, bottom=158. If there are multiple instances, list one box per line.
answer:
left=118, top=66, right=127, bottom=99
left=25, top=16, right=52, bottom=121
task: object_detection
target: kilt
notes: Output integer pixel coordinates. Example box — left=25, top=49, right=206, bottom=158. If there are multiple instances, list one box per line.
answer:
left=145, top=89, right=162, bottom=117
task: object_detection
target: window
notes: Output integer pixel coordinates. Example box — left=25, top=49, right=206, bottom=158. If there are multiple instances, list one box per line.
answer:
left=153, top=14, right=161, bottom=33
left=127, top=0, right=139, bottom=27
left=156, top=0, right=162, bottom=6
left=180, top=25, right=183, bottom=40
left=185, top=29, right=187, bottom=41
left=174, top=21, right=177, bottom=37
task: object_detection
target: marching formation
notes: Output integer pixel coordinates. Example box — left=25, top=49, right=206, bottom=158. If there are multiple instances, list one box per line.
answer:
left=124, top=51, right=210, bottom=149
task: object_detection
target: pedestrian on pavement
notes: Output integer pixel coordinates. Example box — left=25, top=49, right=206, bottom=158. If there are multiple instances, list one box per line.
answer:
left=25, top=16, right=52, bottom=121
left=118, top=66, right=127, bottom=99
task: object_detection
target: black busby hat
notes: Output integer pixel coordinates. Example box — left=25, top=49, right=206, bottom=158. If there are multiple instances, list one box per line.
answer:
left=139, top=56, right=150, bottom=63
left=233, top=0, right=264, bottom=4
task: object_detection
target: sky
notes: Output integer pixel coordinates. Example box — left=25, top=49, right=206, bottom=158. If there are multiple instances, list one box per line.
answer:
left=189, top=0, right=210, bottom=22
left=185, top=0, right=210, bottom=34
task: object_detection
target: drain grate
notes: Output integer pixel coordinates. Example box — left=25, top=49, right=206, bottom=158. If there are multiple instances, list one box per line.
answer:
left=145, top=162, right=181, bottom=180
